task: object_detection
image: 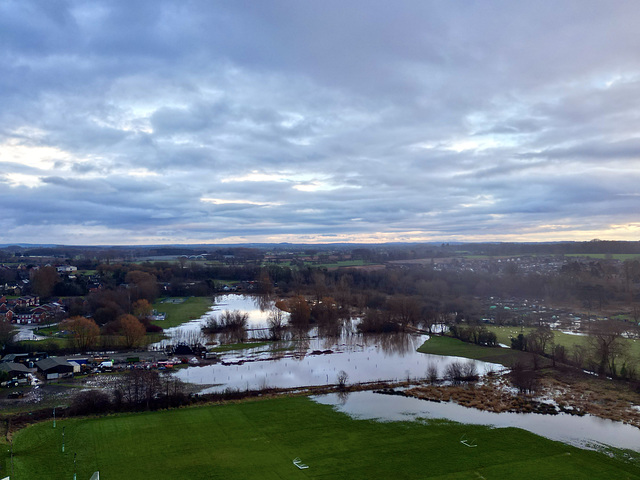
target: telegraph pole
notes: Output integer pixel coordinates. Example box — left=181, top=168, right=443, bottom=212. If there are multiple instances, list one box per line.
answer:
left=62, top=426, right=65, bottom=453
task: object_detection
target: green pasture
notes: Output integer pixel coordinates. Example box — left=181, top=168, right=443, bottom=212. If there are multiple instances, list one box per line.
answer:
left=262, top=259, right=374, bottom=269
left=422, top=327, right=640, bottom=365
left=314, top=259, right=372, bottom=268
left=4, top=396, right=639, bottom=479
left=210, top=341, right=270, bottom=352
left=418, top=336, right=530, bottom=367
left=35, top=324, right=63, bottom=337
left=484, top=326, right=640, bottom=358
left=151, top=296, right=213, bottom=328
left=17, top=337, right=68, bottom=350
left=564, top=253, right=640, bottom=261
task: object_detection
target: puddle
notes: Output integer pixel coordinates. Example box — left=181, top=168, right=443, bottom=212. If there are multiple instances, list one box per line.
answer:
left=14, top=325, right=48, bottom=341
left=313, top=391, right=640, bottom=452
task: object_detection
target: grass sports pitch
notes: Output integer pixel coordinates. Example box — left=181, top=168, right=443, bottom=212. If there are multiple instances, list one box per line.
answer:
left=3, top=396, right=639, bottom=479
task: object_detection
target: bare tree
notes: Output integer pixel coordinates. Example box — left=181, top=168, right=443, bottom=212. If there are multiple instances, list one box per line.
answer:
left=588, top=320, right=629, bottom=377
left=0, top=317, right=16, bottom=352
left=426, top=363, right=438, bottom=383
left=267, top=308, right=286, bottom=341
left=337, top=370, right=349, bottom=390
left=509, top=360, right=538, bottom=395
left=203, top=310, right=248, bottom=343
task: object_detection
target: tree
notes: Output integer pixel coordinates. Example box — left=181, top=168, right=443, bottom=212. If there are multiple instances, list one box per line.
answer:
left=125, top=270, right=159, bottom=303
left=132, top=299, right=153, bottom=320
left=0, top=317, right=16, bottom=352
left=287, top=296, right=311, bottom=329
left=337, top=370, right=349, bottom=390
left=267, top=308, right=286, bottom=341
left=30, top=266, right=60, bottom=298
left=312, top=297, right=340, bottom=337
left=588, top=320, right=629, bottom=377
left=509, top=360, right=538, bottom=395
left=387, top=296, right=420, bottom=328
left=527, top=326, right=554, bottom=354
left=118, top=314, right=146, bottom=348
left=257, top=270, right=274, bottom=295
left=61, top=316, right=99, bottom=351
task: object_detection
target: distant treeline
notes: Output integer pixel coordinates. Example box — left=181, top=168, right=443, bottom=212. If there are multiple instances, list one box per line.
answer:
left=3, top=240, right=640, bottom=265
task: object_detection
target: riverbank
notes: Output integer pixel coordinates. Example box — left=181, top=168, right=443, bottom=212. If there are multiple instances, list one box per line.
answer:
left=397, top=369, right=640, bottom=428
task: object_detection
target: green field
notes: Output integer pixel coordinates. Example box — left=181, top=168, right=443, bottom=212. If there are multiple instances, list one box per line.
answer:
left=151, top=296, right=213, bottom=328
left=418, top=335, right=530, bottom=367
left=210, top=341, right=270, bottom=352
left=483, top=326, right=640, bottom=358
left=564, top=253, right=640, bottom=261
left=3, top=396, right=638, bottom=479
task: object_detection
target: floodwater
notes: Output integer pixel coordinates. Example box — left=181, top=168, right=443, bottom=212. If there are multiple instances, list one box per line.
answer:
left=165, top=295, right=500, bottom=391
left=163, top=294, right=640, bottom=453
left=14, top=325, right=48, bottom=341
left=175, top=333, right=500, bottom=392
left=314, top=391, right=640, bottom=452
left=150, top=294, right=275, bottom=348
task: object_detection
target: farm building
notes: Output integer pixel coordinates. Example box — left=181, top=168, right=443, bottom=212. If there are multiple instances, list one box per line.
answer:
left=0, top=362, right=31, bottom=384
left=36, top=357, right=75, bottom=379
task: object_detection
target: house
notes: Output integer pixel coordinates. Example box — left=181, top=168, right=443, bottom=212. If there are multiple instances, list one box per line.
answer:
left=56, top=265, right=78, bottom=273
left=10, top=302, right=64, bottom=324
left=0, top=362, right=32, bottom=384
left=0, top=303, right=13, bottom=323
left=36, top=357, right=75, bottom=379
left=16, top=296, right=39, bottom=308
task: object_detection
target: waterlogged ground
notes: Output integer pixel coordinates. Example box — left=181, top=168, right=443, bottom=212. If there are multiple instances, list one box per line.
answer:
left=151, top=294, right=275, bottom=348
left=157, top=294, right=640, bottom=453
left=161, top=295, right=499, bottom=391
left=176, top=333, right=500, bottom=392
left=314, top=391, right=640, bottom=453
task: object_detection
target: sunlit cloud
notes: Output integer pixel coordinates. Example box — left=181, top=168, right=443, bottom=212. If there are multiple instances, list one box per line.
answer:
left=2, top=173, right=43, bottom=188
left=0, top=141, right=70, bottom=170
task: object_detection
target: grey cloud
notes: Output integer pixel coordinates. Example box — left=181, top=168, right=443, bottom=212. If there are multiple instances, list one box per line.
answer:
left=1, top=1, right=640, bottom=243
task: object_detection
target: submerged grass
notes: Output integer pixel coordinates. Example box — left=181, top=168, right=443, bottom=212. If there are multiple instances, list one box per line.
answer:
left=151, top=296, right=213, bottom=328
left=210, top=341, right=271, bottom=352
left=3, top=396, right=639, bottom=479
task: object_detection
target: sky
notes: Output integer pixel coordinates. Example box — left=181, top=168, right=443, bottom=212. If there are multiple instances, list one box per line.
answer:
left=1, top=1, right=640, bottom=245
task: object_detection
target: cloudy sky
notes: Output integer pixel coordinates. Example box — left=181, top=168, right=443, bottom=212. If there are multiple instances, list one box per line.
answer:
left=2, top=1, right=640, bottom=245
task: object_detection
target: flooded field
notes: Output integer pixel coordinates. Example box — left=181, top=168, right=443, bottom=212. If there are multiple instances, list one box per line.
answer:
left=148, top=294, right=640, bottom=453
left=176, top=333, right=500, bottom=392
left=151, top=294, right=274, bottom=348
left=164, top=295, right=501, bottom=391
left=314, top=391, right=640, bottom=452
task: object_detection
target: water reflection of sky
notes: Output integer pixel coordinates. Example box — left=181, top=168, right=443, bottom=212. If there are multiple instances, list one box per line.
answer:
left=152, top=294, right=277, bottom=348
left=161, top=295, right=639, bottom=453
left=164, top=295, right=501, bottom=390
left=175, top=333, right=501, bottom=392
left=314, top=391, right=640, bottom=452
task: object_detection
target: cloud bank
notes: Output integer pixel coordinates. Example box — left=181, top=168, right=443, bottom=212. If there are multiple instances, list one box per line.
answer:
left=1, top=1, right=640, bottom=244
